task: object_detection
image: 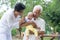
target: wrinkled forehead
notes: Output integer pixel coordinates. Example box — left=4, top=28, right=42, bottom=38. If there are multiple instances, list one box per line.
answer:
left=33, top=8, right=41, bottom=15
left=33, top=9, right=40, bottom=15
left=33, top=8, right=40, bottom=12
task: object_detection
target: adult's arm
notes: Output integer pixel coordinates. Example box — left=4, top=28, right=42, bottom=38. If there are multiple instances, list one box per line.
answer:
left=38, top=19, right=45, bottom=35
left=19, top=16, right=37, bottom=27
left=20, top=21, right=37, bottom=27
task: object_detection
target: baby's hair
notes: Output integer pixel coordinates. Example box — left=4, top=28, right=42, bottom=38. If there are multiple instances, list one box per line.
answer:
left=27, top=12, right=33, bottom=16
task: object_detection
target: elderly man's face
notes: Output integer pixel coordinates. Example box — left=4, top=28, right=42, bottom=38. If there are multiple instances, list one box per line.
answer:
left=33, top=9, right=40, bottom=18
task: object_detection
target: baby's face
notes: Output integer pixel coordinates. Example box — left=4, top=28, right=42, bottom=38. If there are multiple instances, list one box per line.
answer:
left=28, top=13, right=33, bottom=20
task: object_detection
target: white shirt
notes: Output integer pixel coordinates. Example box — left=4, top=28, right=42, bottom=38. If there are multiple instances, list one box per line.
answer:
left=34, top=18, right=45, bottom=31
left=0, top=9, right=21, bottom=40
left=0, top=9, right=21, bottom=30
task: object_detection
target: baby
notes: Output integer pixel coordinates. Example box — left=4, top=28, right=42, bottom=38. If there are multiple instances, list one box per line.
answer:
left=25, top=12, right=38, bottom=40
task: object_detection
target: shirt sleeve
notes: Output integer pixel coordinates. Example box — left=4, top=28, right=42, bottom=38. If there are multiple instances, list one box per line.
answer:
left=7, top=15, right=20, bottom=29
left=12, top=21, right=19, bottom=28
left=12, top=17, right=21, bottom=28
left=7, top=12, right=20, bottom=29
left=6, top=13, right=13, bottom=28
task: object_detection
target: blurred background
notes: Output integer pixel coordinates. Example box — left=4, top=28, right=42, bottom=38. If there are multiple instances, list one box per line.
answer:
left=0, top=0, right=60, bottom=40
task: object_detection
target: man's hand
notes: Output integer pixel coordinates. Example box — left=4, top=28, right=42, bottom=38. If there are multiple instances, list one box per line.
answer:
left=19, top=17, right=25, bottom=26
left=38, top=31, right=45, bottom=36
left=37, top=27, right=41, bottom=30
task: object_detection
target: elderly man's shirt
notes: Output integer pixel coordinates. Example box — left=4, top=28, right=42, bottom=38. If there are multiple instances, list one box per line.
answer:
left=34, top=17, right=45, bottom=31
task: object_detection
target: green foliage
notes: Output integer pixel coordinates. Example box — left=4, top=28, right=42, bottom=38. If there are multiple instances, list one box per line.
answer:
left=56, top=27, right=60, bottom=32
left=0, top=10, right=6, bottom=19
left=11, top=29, right=17, bottom=36
left=10, top=0, right=17, bottom=8
left=41, top=0, right=60, bottom=32
left=21, top=27, right=26, bottom=32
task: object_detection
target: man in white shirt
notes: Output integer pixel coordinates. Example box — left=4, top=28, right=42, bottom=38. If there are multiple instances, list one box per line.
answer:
left=23, top=5, right=45, bottom=40
left=0, top=3, right=25, bottom=40
left=33, top=5, right=45, bottom=35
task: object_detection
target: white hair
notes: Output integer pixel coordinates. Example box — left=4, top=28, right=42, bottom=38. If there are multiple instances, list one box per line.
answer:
left=33, top=5, right=43, bottom=13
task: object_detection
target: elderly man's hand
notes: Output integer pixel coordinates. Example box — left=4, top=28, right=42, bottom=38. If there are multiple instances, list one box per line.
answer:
left=37, top=27, right=41, bottom=30
left=38, top=31, right=45, bottom=36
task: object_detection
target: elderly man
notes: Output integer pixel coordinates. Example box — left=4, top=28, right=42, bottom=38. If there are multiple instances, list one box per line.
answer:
left=32, top=5, right=45, bottom=40
left=33, top=5, right=45, bottom=35
left=22, top=5, right=45, bottom=40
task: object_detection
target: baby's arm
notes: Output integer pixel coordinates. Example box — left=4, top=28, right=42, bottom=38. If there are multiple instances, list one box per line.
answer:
left=20, top=21, right=36, bottom=27
left=30, top=22, right=37, bottom=28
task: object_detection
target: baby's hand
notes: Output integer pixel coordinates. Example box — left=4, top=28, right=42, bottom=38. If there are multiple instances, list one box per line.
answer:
left=20, top=17, right=25, bottom=23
